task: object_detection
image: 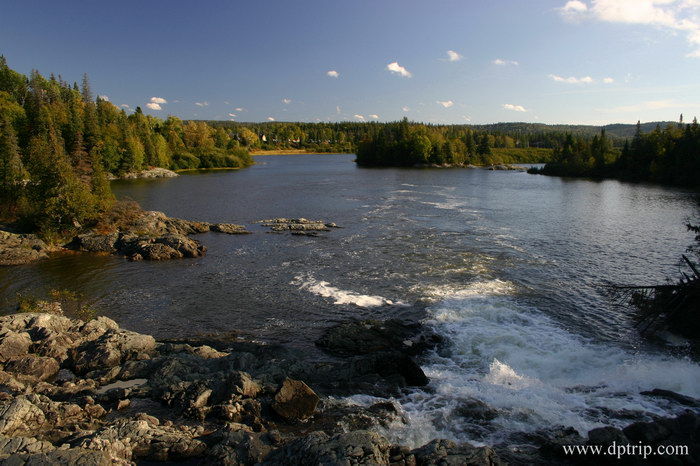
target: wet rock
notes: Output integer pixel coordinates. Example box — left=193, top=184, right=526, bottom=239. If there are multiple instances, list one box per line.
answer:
left=0, top=230, right=49, bottom=266
left=411, top=438, right=506, bottom=466
left=455, top=398, right=499, bottom=421
left=316, top=319, right=442, bottom=357
left=587, top=426, right=629, bottom=446
left=640, top=388, right=700, bottom=408
left=211, top=223, right=251, bottom=234
left=258, top=218, right=340, bottom=234
left=272, top=378, right=319, bottom=421
left=262, top=430, right=391, bottom=465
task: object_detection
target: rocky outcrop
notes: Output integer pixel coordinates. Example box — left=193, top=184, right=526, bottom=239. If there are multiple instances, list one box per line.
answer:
left=258, top=218, right=340, bottom=236
left=272, top=378, right=319, bottom=421
left=67, top=211, right=251, bottom=261
left=113, top=167, right=179, bottom=180
left=0, top=230, right=50, bottom=266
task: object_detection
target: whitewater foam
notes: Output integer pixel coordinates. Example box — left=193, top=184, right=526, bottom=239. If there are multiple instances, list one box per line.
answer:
left=380, top=279, right=700, bottom=447
left=292, top=274, right=398, bottom=308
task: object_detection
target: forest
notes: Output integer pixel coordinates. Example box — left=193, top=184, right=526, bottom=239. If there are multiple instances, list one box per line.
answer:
left=530, top=119, right=700, bottom=189
left=0, top=58, right=252, bottom=236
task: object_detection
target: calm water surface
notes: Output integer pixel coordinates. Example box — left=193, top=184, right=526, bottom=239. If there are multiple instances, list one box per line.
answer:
left=2, top=154, right=699, bottom=445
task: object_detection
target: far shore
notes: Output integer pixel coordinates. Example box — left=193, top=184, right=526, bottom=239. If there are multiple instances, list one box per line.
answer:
left=250, top=149, right=349, bottom=156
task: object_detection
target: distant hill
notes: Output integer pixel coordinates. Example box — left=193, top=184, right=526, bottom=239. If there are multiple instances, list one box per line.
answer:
left=462, top=121, right=677, bottom=141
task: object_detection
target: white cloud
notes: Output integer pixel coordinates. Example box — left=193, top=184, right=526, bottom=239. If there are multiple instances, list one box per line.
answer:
left=369, top=114, right=380, bottom=119
left=437, top=100, right=454, bottom=108
left=146, top=103, right=162, bottom=110
left=150, top=97, right=167, bottom=104
left=354, top=114, right=365, bottom=120
left=559, top=0, right=700, bottom=56
left=235, top=107, right=244, bottom=112
left=195, top=101, right=209, bottom=107
left=336, top=106, right=341, bottom=115
left=282, top=98, right=292, bottom=105
left=386, top=61, right=412, bottom=77
left=228, top=113, right=237, bottom=117
left=327, top=70, right=339, bottom=78
left=494, top=58, right=519, bottom=66
left=98, top=95, right=109, bottom=101
left=503, top=104, right=528, bottom=112
left=549, top=74, right=595, bottom=84
left=462, top=116, right=471, bottom=121
left=446, top=50, right=463, bottom=61
left=402, top=106, right=410, bottom=112
left=603, top=77, right=615, bottom=83
left=120, top=104, right=130, bottom=109
left=267, top=117, right=276, bottom=121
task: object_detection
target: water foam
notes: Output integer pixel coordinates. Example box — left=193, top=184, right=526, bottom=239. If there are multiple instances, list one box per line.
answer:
left=383, top=279, right=700, bottom=447
left=292, top=274, right=397, bottom=308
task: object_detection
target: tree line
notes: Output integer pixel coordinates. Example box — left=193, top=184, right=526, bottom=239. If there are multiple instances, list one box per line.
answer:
left=531, top=119, right=700, bottom=189
left=0, top=57, right=252, bottom=235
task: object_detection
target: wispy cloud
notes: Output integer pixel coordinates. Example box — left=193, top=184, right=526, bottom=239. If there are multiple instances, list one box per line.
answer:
left=494, top=58, right=519, bottom=66
left=235, top=107, right=244, bottom=112
left=369, top=114, right=380, bottom=119
left=446, top=50, right=463, bottom=61
left=228, top=113, right=237, bottom=117
left=327, top=70, right=339, bottom=78
left=603, top=77, right=615, bottom=83
left=462, top=116, right=471, bottom=122
left=559, top=0, right=700, bottom=57
left=150, top=97, right=167, bottom=104
left=267, top=117, right=276, bottom=121
left=146, top=103, right=162, bottom=110
left=549, top=74, right=595, bottom=84
left=437, top=100, right=454, bottom=108
left=386, top=61, right=412, bottom=77
left=120, top=104, right=131, bottom=109
left=98, top=95, right=109, bottom=101
left=195, top=101, right=209, bottom=107
left=354, top=114, right=365, bottom=120
left=282, top=98, right=292, bottom=105
left=402, top=106, right=411, bottom=112
left=336, top=106, right=341, bottom=115
left=503, top=104, right=528, bottom=112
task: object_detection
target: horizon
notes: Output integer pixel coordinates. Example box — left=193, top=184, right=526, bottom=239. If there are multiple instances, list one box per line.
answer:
left=3, top=0, right=700, bottom=126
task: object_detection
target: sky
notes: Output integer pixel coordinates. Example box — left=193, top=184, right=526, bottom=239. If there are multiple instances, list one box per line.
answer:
left=2, top=0, right=700, bottom=125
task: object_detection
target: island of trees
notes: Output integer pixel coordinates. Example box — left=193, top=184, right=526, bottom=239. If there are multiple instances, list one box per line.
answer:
left=530, top=120, right=700, bottom=189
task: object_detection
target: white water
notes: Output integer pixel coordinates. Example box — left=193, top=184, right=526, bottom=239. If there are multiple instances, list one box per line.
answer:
left=377, top=279, right=700, bottom=448
left=292, top=274, right=398, bottom=308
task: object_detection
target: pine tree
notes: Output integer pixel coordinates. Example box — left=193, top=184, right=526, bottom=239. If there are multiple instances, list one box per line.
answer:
left=0, top=115, right=23, bottom=197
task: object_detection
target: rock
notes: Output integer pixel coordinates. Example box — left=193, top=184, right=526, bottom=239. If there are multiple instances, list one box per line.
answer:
left=411, top=439, right=505, bottom=466
left=587, top=426, right=629, bottom=446
left=211, top=223, right=251, bottom=234
left=641, top=388, right=700, bottom=408
left=258, top=218, right=339, bottom=234
left=316, top=319, right=442, bottom=357
left=0, top=230, right=49, bottom=266
left=70, top=232, right=120, bottom=253
left=0, top=435, right=55, bottom=456
left=3, top=448, right=112, bottom=465
left=0, top=397, right=46, bottom=436
left=0, top=331, right=32, bottom=362
left=211, top=371, right=262, bottom=404
left=119, top=167, right=179, bottom=179
left=70, top=328, right=156, bottom=375
left=455, top=398, right=499, bottom=421
left=204, top=428, right=278, bottom=465
left=4, top=355, right=60, bottom=381
left=272, top=378, right=319, bottom=421
left=261, top=430, right=391, bottom=465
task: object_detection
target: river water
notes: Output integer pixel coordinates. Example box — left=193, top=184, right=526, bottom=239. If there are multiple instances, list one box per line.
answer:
left=2, top=153, right=699, bottom=446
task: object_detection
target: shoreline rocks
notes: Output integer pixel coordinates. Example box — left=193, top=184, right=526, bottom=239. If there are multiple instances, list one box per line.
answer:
left=108, top=167, right=179, bottom=180
left=258, top=218, right=340, bottom=236
left=0, top=231, right=51, bottom=266
left=0, top=311, right=698, bottom=464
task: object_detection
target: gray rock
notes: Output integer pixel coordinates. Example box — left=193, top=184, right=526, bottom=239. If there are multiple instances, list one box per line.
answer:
left=262, top=430, right=391, bottom=465
left=0, top=332, right=32, bottom=363
left=70, top=329, right=156, bottom=375
left=0, top=231, right=49, bottom=266
left=411, top=439, right=505, bottom=466
left=272, top=378, right=319, bottom=421
left=455, top=398, right=498, bottom=421
left=4, top=355, right=60, bottom=381
left=1, top=448, right=112, bottom=465
left=71, top=233, right=119, bottom=253
left=587, top=426, right=629, bottom=446
left=211, top=223, right=251, bottom=234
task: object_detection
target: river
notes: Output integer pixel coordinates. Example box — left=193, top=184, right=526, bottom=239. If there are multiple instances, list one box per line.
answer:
left=2, top=153, right=699, bottom=446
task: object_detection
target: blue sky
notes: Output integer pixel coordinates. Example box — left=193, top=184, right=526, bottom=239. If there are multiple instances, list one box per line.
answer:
left=2, top=0, right=700, bottom=125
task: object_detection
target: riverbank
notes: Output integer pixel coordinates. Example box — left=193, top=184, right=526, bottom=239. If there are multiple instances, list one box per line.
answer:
left=0, top=311, right=697, bottom=464
left=250, top=149, right=347, bottom=156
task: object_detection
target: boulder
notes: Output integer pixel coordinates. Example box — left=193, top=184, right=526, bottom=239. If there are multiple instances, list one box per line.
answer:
left=272, top=378, right=319, bottom=421
left=0, top=331, right=32, bottom=362
left=70, top=329, right=156, bottom=375
left=455, top=398, right=499, bottom=421
left=411, top=439, right=505, bottom=466
left=4, top=355, right=60, bottom=381
left=71, top=232, right=120, bottom=253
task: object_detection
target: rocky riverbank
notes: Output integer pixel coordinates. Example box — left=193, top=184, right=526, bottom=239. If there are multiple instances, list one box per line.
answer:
left=107, top=168, right=179, bottom=180
left=0, top=312, right=697, bottom=465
